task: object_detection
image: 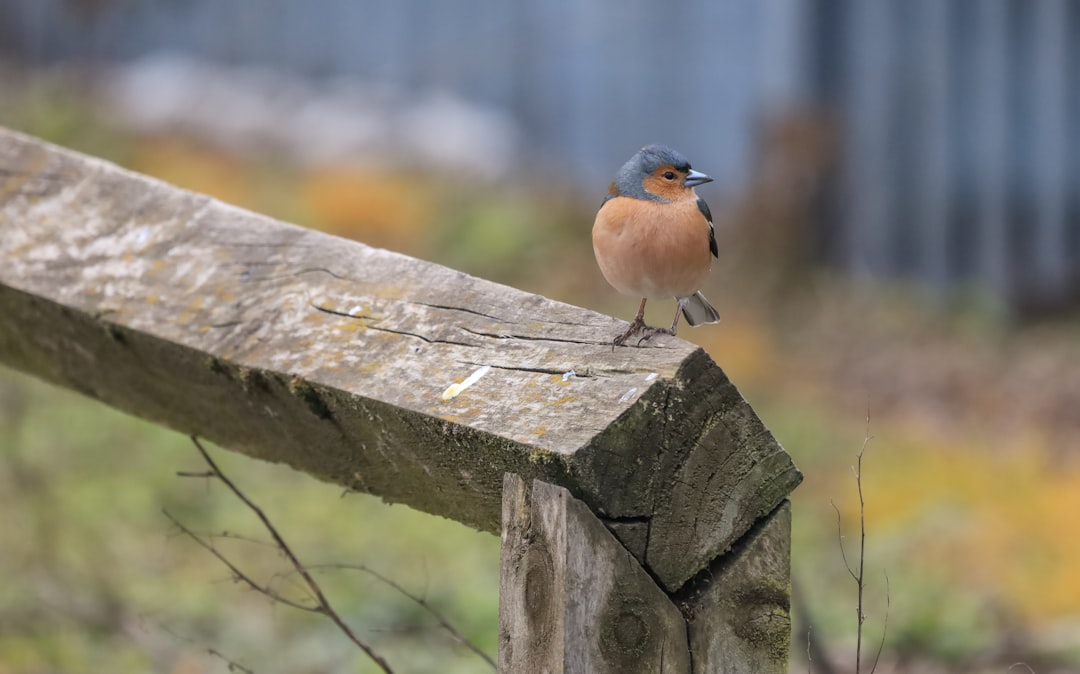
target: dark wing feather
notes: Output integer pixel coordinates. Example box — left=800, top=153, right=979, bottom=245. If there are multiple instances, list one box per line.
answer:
left=698, top=196, right=718, bottom=258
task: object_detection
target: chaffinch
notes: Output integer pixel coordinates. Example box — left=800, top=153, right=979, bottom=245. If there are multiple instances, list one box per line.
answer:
left=592, top=144, right=720, bottom=347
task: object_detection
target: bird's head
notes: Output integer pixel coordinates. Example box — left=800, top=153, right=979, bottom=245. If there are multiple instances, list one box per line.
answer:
left=612, top=144, right=712, bottom=202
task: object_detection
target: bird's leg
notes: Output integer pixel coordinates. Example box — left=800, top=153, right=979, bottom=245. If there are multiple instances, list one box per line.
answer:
left=612, top=297, right=649, bottom=348
left=636, top=298, right=686, bottom=345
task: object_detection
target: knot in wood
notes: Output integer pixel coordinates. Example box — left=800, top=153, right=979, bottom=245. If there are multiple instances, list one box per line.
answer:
left=599, top=595, right=652, bottom=664
left=522, top=544, right=555, bottom=649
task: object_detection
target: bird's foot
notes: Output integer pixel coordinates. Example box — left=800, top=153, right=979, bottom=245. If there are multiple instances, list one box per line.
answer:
left=635, top=325, right=676, bottom=346
left=613, top=320, right=676, bottom=349
left=612, top=317, right=648, bottom=349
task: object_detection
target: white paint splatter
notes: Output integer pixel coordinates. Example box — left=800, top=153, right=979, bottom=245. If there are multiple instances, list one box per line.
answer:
left=134, top=226, right=154, bottom=247
left=561, top=369, right=576, bottom=382
left=618, top=387, right=638, bottom=403
left=645, top=372, right=658, bottom=382
left=441, top=365, right=491, bottom=401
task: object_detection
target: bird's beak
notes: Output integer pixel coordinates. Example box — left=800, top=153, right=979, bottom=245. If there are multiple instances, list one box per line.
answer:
left=684, top=169, right=713, bottom=188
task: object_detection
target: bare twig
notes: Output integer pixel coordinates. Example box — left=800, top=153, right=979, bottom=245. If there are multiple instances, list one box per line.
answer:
left=306, top=563, right=495, bottom=670
left=833, top=411, right=890, bottom=674
left=171, top=436, right=395, bottom=673
left=869, top=572, right=889, bottom=674
left=204, top=529, right=281, bottom=550
left=830, top=500, right=858, bottom=582
left=163, top=510, right=317, bottom=612
left=854, top=431, right=869, bottom=673
left=171, top=458, right=495, bottom=670
left=176, top=470, right=216, bottom=478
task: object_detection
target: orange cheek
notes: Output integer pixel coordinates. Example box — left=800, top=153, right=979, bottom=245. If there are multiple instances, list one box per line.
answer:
left=641, top=175, right=684, bottom=201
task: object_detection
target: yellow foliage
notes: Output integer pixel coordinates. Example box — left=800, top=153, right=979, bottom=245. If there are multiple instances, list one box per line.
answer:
left=828, top=418, right=1080, bottom=625
left=300, top=165, right=435, bottom=253
left=130, top=137, right=256, bottom=209
left=695, top=309, right=775, bottom=384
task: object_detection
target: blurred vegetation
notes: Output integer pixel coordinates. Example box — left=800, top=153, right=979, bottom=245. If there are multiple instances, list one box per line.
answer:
left=2, top=69, right=1080, bottom=673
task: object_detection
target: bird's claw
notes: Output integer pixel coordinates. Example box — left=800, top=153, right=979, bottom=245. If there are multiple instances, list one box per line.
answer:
left=613, top=320, right=674, bottom=349
left=635, top=326, right=675, bottom=346
left=612, top=317, right=647, bottom=349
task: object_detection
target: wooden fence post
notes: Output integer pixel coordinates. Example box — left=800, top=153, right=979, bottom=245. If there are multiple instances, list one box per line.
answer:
left=0, top=126, right=802, bottom=672
left=499, top=474, right=690, bottom=673
left=499, top=474, right=792, bottom=673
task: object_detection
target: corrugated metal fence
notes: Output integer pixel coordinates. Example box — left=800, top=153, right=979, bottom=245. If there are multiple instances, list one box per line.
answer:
left=813, top=0, right=1080, bottom=307
left=0, top=0, right=791, bottom=185
left=3, top=0, right=1078, bottom=307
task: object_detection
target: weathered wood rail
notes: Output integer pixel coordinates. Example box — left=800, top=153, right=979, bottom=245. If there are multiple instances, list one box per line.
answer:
left=0, top=127, right=801, bottom=672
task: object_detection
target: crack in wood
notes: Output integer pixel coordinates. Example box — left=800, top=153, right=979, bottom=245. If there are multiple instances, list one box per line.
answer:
left=238, top=266, right=345, bottom=283
left=458, top=325, right=613, bottom=347
left=455, top=361, right=595, bottom=377
left=406, top=299, right=511, bottom=323
left=362, top=323, right=479, bottom=347
left=311, top=302, right=482, bottom=347
left=292, top=266, right=351, bottom=280
left=310, top=303, right=379, bottom=320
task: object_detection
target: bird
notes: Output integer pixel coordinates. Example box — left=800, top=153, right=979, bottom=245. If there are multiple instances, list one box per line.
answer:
left=592, top=144, right=720, bottom=347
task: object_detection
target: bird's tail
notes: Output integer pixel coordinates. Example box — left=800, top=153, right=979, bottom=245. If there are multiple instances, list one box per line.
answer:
left=681, top=291, right=720, bottom=327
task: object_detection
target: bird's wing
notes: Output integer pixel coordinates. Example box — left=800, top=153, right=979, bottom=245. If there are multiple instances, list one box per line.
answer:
left=697, top=196, right=718, bottom=259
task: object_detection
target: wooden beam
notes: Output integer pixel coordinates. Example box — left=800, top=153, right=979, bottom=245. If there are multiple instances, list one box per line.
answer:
left=498, top=474, right=689, bottom=673
left=0, top=127, right=801, bottom=590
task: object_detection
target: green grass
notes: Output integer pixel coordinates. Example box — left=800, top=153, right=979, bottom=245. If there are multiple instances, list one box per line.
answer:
left=0, top=366, right=500, bottom=674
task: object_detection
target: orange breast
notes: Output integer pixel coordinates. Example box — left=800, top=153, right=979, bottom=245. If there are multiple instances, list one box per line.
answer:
left=592, top=196, right=713, bottom=299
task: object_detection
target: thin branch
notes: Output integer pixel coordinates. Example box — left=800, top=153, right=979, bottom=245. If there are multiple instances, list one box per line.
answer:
left=854, top=454, right=866, bottom=673
left=306, top=563, right=496, bottom=670
left=854, top=410, right=875, bottom=674
left=830, top=500, right=859, bottom=582
left=204, top=529, right=281, bottom=550
left=176, top=470, right=216, bottom=478
left=833, top=409, right=881, bottom=674
left=177, top=436, right=395, bottom=673
left=163, top=510, right=317, bottom=613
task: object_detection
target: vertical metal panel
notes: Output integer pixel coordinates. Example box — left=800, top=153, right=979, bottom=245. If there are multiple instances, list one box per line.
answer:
left=559, top=0, right=607, bottom=179
left=1030, top=0, right=1070, bottom=297
left=972, top=0, right=1010, bottom=296
left=16, top=0, right=54, bottom=61
left=913, top=0, right=951, bottom=291
left=759, top=0, right=810, bottom=107
left=1071, top=6, right=1080, bottom=272
left=844, top=0, right=895, bottom=277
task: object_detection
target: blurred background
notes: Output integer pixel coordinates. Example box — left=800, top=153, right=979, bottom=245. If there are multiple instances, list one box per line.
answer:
left=1, top=1, right=1079, bottom=672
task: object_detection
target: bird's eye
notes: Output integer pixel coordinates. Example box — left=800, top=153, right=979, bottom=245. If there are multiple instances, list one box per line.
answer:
left=663, top=171, right=676, bottom=180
